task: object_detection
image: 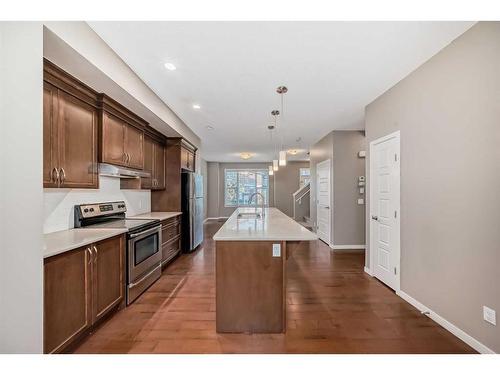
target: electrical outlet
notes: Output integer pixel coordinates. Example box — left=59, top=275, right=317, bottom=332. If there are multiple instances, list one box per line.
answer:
left=272, top=244, right=281, bottom=257
left=483, top=306, right=496, bottom=325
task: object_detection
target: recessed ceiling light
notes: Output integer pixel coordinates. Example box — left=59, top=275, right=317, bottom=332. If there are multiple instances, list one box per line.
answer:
left=287, top=149, right=299, bottom=155
left=164, top=62, right=176, bottom=71
left=240, top=152, right=252, bottom=160
left=193, top=104, right=201, bottom=109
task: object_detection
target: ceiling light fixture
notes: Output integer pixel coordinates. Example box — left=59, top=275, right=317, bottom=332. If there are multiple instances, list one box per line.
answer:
left=193, top=104, right=201, bottom=109
left=279, top=150, right=287, bottom=166
left=240, top=152, right=252, bottom=160
left=164, top=62, right=176, bottom=71
left=287, top=149, right=299, bottom=155
left=268, top=165, right=274, bottom=176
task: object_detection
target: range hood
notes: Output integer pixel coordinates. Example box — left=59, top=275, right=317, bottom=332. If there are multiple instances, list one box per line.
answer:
left=99, top=163, right=150, bottom=179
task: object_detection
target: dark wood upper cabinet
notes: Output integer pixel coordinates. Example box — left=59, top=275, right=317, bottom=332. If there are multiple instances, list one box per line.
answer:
left=180, top=140, right=196, bottom=172
left=142, top=130, right=166, bottom=191
left=154, top=141, right=166, bottom=190
left=44, top=235, right=125, bottom=354
left=98, top=94, right=145, bottom=170
left=142, top=136, right=154, bottom=189
left=151, top=138, right=196, bottom=211
left=43, top=60, right=99, bottom=189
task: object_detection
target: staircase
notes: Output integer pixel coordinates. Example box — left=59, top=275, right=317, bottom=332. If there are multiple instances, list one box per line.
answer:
left=293, top=183, right=311, bottom=229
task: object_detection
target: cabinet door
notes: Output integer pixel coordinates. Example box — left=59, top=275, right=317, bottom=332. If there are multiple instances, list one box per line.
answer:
left=125, top=125, right=144, bottom=170
left=92, top=235, right=124, bottom=323
left=180, top=147, right=189, bottom=170
left=43, top=82, right=59, bottom=188
left=187, top=150, right=195, bottom=171
left=44, top=246, right=92, bottom=354
left=58, top=90, right=98, bottom=188
left=142, top=136, right=153, bottom=189
left=101, top=112, right=126, bottom=166
left=154, top=141, right=166, bottom=190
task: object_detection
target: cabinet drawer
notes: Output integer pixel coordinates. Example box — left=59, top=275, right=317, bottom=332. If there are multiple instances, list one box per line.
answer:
left=161, top=217, right=181, bottom=242
left=162, top=236, right=181, bottom=264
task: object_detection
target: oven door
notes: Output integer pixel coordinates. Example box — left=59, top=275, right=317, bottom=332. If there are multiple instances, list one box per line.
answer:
left=128, top=225, right=162, bottom=281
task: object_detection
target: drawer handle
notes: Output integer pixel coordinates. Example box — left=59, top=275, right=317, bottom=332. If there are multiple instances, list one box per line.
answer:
left=128, top=264, right=161, bottom=288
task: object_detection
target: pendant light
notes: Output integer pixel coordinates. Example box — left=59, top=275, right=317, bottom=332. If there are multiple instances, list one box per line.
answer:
left=271, top=110, right=280, bottom=172
left=273, top=159, right=279, bottom=171
left=276, top=86, right=288, bottom=167
left=268, top=165, right=274, bottom=176
left=279, top=150, right=287, bottom=166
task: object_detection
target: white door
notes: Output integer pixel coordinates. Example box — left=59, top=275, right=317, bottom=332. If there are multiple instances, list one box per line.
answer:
left=316, top=159, right=331, bottom=246
left=370, top=131, right=400, bottom=291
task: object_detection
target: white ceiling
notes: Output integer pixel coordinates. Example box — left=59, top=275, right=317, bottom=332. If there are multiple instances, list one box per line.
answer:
left=89, top=21, right=473, bottom=162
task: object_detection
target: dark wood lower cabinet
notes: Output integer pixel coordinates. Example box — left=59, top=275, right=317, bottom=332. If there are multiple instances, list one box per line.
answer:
left=44, top=235, right=125, bottom=354
left=161, top=215, right=181, bottom=266
left=44, top=246, right=92, bottom=354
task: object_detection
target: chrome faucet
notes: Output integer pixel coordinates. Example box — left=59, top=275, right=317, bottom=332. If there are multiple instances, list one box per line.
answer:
left=248, top=192, right=266, bottom=217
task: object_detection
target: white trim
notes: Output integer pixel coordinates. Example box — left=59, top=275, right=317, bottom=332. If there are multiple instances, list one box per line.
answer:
left=369, top=130, right=401, bottom=293
left=333, top=244, right=366, bottom=250
left=397, top=290, right=496, bottom=354
left=333, top=245, right=366, bottom=250
left=364, top=266, right=373, bottom=276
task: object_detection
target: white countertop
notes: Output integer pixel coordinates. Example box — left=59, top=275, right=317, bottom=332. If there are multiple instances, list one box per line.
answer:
left=43, top=228, right=128, bottom=259
left=213, top=207, right=318, bottom=241
left=128, top=212, right=182, bottom=221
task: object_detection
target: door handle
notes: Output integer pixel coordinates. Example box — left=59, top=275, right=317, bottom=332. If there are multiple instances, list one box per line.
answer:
left=371, top=215, right=378, bottom=221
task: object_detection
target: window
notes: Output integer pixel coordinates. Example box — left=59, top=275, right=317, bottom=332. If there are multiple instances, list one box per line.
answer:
left=224, top=169, right=269, bottom=207
left=299, top=168, right=311, bottom=188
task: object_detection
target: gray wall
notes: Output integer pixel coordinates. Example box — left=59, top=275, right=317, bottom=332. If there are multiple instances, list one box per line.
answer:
left=332, top=131, right=366, bottom=245
left=310, top=131, right=366, bottom=247
left=274, top=161, right=310, bottom=217
left=206, top=161, right=307, bottom=218
left=365, top=22, right=500, bottom=352
left=0, top=22, right=44, bottom=353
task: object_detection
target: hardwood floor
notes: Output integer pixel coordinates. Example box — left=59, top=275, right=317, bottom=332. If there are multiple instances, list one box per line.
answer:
left=73, top=220, right=475, bottom=354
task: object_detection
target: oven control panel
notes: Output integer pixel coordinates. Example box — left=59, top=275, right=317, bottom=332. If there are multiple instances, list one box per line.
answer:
left=77, top=201, right=127, bottom=218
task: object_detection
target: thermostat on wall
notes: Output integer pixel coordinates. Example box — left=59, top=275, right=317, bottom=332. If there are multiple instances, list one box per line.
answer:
left=358, top=151, right=366, bottom=158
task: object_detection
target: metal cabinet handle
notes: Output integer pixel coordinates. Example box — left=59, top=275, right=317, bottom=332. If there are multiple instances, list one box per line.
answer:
left=371, top=215, right=378, bottom=221
left=92, top=245, right=98, bottom=262
left=127, top=153, right=131, bottom=164
left=59, top=168, right=66, bottom=185
left=86, top=247, right=92, bottom=264
left=52, top=167, right=60, bottom=185
left=123, top=153, right=127, bottom=163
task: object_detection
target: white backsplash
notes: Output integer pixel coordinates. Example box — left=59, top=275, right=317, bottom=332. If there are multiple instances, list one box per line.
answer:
left=43, top=176, right=151, bottom=234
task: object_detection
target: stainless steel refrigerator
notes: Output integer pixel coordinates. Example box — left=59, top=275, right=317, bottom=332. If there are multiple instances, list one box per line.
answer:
left=181, top=172, right=204, bottom=252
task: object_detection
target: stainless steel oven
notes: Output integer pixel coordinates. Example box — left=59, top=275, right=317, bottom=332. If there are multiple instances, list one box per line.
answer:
left=127, top=223, right=162, bottom=304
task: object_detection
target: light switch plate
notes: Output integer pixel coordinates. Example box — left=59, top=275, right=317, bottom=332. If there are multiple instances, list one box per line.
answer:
left=358, top=151, right=366, bottom=158
left=359, top=187, right=365, bottom=194
left=483, top=306, right=496, bottom=325
left=357, top=198, right=364, bottom=205
left=272, top=244, right=281, bottom=257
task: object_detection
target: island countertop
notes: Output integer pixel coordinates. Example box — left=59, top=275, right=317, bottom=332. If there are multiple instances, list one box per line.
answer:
left=213, top=207, right=317, bottom=241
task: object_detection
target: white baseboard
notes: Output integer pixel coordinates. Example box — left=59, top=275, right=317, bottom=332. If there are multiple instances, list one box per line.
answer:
left=363, top=266, right=373, bottom=276
left=396, top=290, right=495, bottom=354
left=332, top=244, right=366, bottom=250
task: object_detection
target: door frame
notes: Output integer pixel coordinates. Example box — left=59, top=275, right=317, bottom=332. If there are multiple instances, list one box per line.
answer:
left=316, top=158, right=333, bottom=248
left=369, top=130, right=401, bottom=292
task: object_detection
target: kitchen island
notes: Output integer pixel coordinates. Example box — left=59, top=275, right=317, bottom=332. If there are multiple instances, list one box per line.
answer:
left=213, top=207, right=317, bottom=333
